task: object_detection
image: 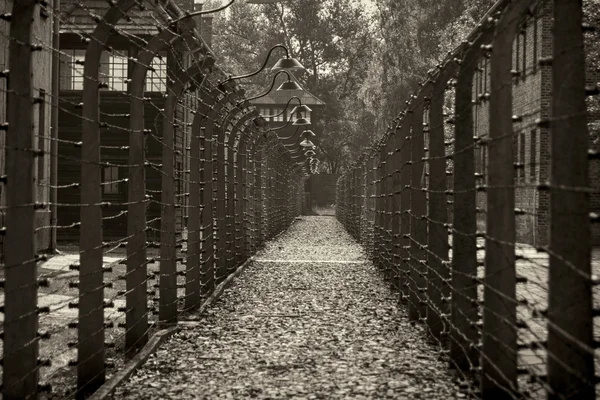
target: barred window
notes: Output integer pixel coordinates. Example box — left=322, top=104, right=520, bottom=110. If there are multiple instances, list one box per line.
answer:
left=519, top=131, right=526, bottom=182
left=530, top=129, right=537, bottom=182
left=60, top=50, right=129, bottom=91
left=105, top=50, right=128, bottom=91
left=532, top=16, right=538, bottom=73
left=103, top=166, right=120, bottom=194
left=274, top=108, right=285, bottom=122
left=515, top=33, right=520, bottom=79
left=146, top=52, right=167, bottom=92
left=59, top=49, right=85, bottom=90
left=521, top=26, right=527, bottom=80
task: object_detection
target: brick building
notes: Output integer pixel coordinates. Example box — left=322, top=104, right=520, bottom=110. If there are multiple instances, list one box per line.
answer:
left=56, top=0, right=214, bottom=242
left=472, top=1, right=600, bottom=246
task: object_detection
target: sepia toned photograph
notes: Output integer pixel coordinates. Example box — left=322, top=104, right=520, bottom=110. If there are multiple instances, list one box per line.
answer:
left=0, top=0, right=599, bottom=398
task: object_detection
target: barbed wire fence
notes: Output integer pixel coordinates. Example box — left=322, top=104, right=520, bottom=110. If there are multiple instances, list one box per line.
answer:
left=0, top=0, right=304, bottom=398
left=338, top=0, right=600, bottom=398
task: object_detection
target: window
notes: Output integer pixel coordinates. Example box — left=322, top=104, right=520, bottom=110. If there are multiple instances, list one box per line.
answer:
left=532, top=17, right=538, bottom=73
left=274, top=108, right=284, bottom=122
left=478, top=62, right=483, bottom=95
left=521, top=26, right=527, bottom=80
left=530, top=129, right=537, bottom=182
left=260, top=107, right=270, bottom=120
left=103, top=166, right=120, bottom=194
left=60, top=50, right=129, bottom=91
left=482, top=146, right=487, bottom=179
left=105, top=50, right=128, bottom=91
left=60, top=49, right=85, bottom=90
left=260, top=107, right=273, bottom=121
left=483, top=59, right=488, bottom=94
left=515, top=33, right=520, bottom=79
left=146, top=53, right=167, bottom=92
left=519, top=132, right=526, bottom=182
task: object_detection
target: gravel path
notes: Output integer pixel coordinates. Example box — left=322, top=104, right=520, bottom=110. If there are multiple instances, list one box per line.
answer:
left=114, top=216, right=470, bottom=399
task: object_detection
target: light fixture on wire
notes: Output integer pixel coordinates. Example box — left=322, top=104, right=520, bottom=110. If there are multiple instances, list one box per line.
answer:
left=302, top=129, right=316, bottom=138
left=245, top=70, right=303, bottom=102
left=292, top=117, right=310, bottom=126
left=222, top=44, right=304, bottom=86
left=290, top=104, right=312, bottom=116
left=300, top=138, right=315, bottom=148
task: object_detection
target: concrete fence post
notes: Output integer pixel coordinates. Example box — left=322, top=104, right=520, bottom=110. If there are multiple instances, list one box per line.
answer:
left=3, top=2, right=39, bottom=398
left=547, top=1, right=595, bottom=397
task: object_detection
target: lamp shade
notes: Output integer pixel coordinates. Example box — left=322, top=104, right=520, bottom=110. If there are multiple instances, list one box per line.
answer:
left=293, top=118, right=310, bottom=126
left=300, top=139, right=315, bottom=147
left=290, top=104, right=312, bottom=115
left=302, top=129, right=316, bottom=137
left=305, top=150, right=316, bottom=157
left=271, top=57, right=305, bottom=72
left=246, top=0, right=289, bottom=3
left=277, top=80, right=303, bottom=91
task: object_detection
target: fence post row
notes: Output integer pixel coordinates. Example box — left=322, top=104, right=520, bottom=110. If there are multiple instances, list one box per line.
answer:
left=160, top=60, right=214, bottom=326
left=2, top=0, right=305, bottom=397
left=336, top=1, right=597, bottom=399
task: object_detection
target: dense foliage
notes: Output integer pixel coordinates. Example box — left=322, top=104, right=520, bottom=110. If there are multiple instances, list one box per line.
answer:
left=201, top=0, right=598, bottom=173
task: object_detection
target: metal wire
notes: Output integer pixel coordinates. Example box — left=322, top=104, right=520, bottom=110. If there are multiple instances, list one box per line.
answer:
left=337, top=1, right=600, bottom=398
left=0, top=0, right=304, bottom=398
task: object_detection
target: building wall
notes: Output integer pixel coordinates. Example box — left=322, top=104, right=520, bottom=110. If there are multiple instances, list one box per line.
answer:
left=55, top=3, right=214, bottom=242
left=472, top=1, right=600, bottom=246
left=57, top=92, right=168, bottom=242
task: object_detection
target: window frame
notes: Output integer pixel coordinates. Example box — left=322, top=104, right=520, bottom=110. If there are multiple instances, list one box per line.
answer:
left=103, top=165, right=121, bottom=195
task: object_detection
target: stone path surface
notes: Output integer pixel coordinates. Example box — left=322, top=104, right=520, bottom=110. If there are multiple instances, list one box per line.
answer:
left=114, top=216, right=470, bottom=399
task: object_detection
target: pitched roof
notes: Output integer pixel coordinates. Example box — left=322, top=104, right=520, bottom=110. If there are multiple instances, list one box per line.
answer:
left=249, top=71, right=326, bottom=107
left=59, top=0, right=213, bottom=45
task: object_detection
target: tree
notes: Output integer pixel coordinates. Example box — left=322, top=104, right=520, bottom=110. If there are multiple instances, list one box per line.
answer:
left=201, top=0, right=500, bottom=173
left=357, top=0, right=495, bottom=133
left=584, top=0, right=600, bottom=150
left=202, top=0, right=377, bottom=173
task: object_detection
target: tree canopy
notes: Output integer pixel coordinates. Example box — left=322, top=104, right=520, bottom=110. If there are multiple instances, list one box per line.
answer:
left=198, top=0, right=522, bottom=173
